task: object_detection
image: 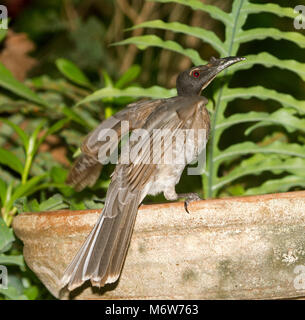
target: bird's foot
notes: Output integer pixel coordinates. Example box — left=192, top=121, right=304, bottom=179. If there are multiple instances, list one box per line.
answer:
left=178, top=193, right=202, bottom=214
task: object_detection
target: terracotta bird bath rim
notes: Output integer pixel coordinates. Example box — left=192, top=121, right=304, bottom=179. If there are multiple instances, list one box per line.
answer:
left=12, top=190, right=305, bottom=299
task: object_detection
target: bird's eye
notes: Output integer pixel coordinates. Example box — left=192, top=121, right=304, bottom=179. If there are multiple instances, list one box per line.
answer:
left=193, top=71, right=200, bottom=78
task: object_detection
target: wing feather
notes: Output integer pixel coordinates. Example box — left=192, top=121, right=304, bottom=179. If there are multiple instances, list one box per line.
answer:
left=61, top=96, right=210, bottom=290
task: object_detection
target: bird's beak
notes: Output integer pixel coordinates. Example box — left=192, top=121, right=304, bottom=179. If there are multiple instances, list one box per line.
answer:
left=199, top=56, right=245, bottom=92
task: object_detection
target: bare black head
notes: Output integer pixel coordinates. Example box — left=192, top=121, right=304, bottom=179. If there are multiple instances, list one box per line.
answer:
left=176, top=56, right=245, bottom=96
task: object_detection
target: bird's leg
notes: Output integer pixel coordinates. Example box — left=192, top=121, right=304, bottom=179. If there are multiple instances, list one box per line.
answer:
left=163, top=188, right=179, bottom=202
left=177, top=193, right=202, bottom=214
left=164, top=187, right=201, bottom=214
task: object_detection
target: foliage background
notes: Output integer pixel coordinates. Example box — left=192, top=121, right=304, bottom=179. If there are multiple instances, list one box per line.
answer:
left=0, top=0, right=304, bottom=299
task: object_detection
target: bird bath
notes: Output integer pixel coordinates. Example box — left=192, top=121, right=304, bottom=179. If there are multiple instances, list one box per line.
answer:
left=12, top=191, right=305, bottom=299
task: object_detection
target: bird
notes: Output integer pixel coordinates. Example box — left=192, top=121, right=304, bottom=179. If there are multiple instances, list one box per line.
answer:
left=60, top=56, right=245, bottom=291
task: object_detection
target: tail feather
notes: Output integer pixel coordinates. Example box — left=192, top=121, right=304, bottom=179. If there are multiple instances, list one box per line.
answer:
left=66, top=154, right=102, bottom=192
left=86, top=212, right=119, bottom=280
left=93, top=194, right=139, bottom=286
left=61, top=190, right=141, bottom=291
left=60, top=215, right=104, bottom=290
left=108, top=197, right=139, bottom=280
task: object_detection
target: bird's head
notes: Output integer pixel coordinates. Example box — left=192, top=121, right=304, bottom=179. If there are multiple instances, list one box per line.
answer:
left=176, top=56, right=245, bottom=96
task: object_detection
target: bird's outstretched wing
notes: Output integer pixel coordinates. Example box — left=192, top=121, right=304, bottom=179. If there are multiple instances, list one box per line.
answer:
left=61, top=96, right=209, bottom=290
left=66, top=99, right=165, bottom=191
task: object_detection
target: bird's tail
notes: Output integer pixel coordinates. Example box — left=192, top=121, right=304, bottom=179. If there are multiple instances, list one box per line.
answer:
left=60, top=189, right=141, bottom=291
left=66, top=154, right=102, bottom=192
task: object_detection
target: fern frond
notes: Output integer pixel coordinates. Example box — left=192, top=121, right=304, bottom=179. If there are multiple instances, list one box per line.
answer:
left=245, top=176, right=305, bottom=195
left=218, top=109, right=305, bottom=133
left=222, top=87, right=305, bottom=115
left=242, top=2, right=297, bottom=19
left=149, top=0, right=232, bottom=26
left=236, top=29, right=305, bottom=49
left=213, top=155, right=305, bottom=193
left=214, top=142, right=305, bottom=163
left=227, top=53, right=305, bottom=82
left=113, top=35, right=204, bottom=65
left=77, top=86, right=176, bottom=106
left=129, top=20, right=226, bottom=56
left=112, top=0, right=305, bottom=197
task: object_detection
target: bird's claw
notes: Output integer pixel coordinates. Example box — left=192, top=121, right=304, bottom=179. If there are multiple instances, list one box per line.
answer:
left=178, top=193, right=202, bottom=214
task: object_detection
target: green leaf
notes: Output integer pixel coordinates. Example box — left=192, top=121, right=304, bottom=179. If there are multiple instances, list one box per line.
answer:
left=214, top=141, right=305, bottom=163
left=39, top=194, right=67, bottom=211
left=0, top=118, right=29, bottom=149
left=2, top=182, right=13, bottom=212
left=56, top=58, right=92, bottom=88
left=20, top=120, right=47, bottom=184
left=92, top=179, right=111, bottom=190
left=221, top=86, right=305, bottom=115
left=50, top=167, right=68, bottom=183
left=0, top=147, right=24, bottom=175
left=113, top=35, right=204, bottom=65
left=213, top=155, right=305, bottom=192
left=0, top=21, right=8, bottom=43
left=217, top=109, right=305, bottom=134
left=236, top=28, right=305, bottom=49
left=28, top=199, right=40, bottom=212
left=9, top=174, right=47, bottom=207
left=0, top=63, right=47, bottom=107
left=0, top=217, right=15, bottom=253
left=14, top=197, right=32, bottom=213
left=149, top=0, right=232, bottom=26
left=115, top=65, right=141, bottom=89
left=102, top=70, right=114, bottom=88
left=24, top=286, right=39, bottom=300
left=44, top=118, right=69, bottom=136
left=0, top=179, right=7, bottom=205
left=227, top=53, right=305, bottom=82
left=0, top=286, right=28, bottom=300
left=0, top=254, right=24, bottom=267
left=29, top=120, right=47, bottom=153
left=20, top=182, right=70, bottom=196
left=216, top=111, right=268, bottom=130
left=77, top=86, right=176, bottom=105
left=129, top=20, right=226, bottom=55
left=243, top=2, right=297, bottom=19
left=61, top=106, right=92, bottom=128
left=245, top=176, right=305, bottom=195
left=36, top=118, right=70, bottom=154
left=50, top=166, right=73, bottom=196
left=84, top=200, right=104, bottom=210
